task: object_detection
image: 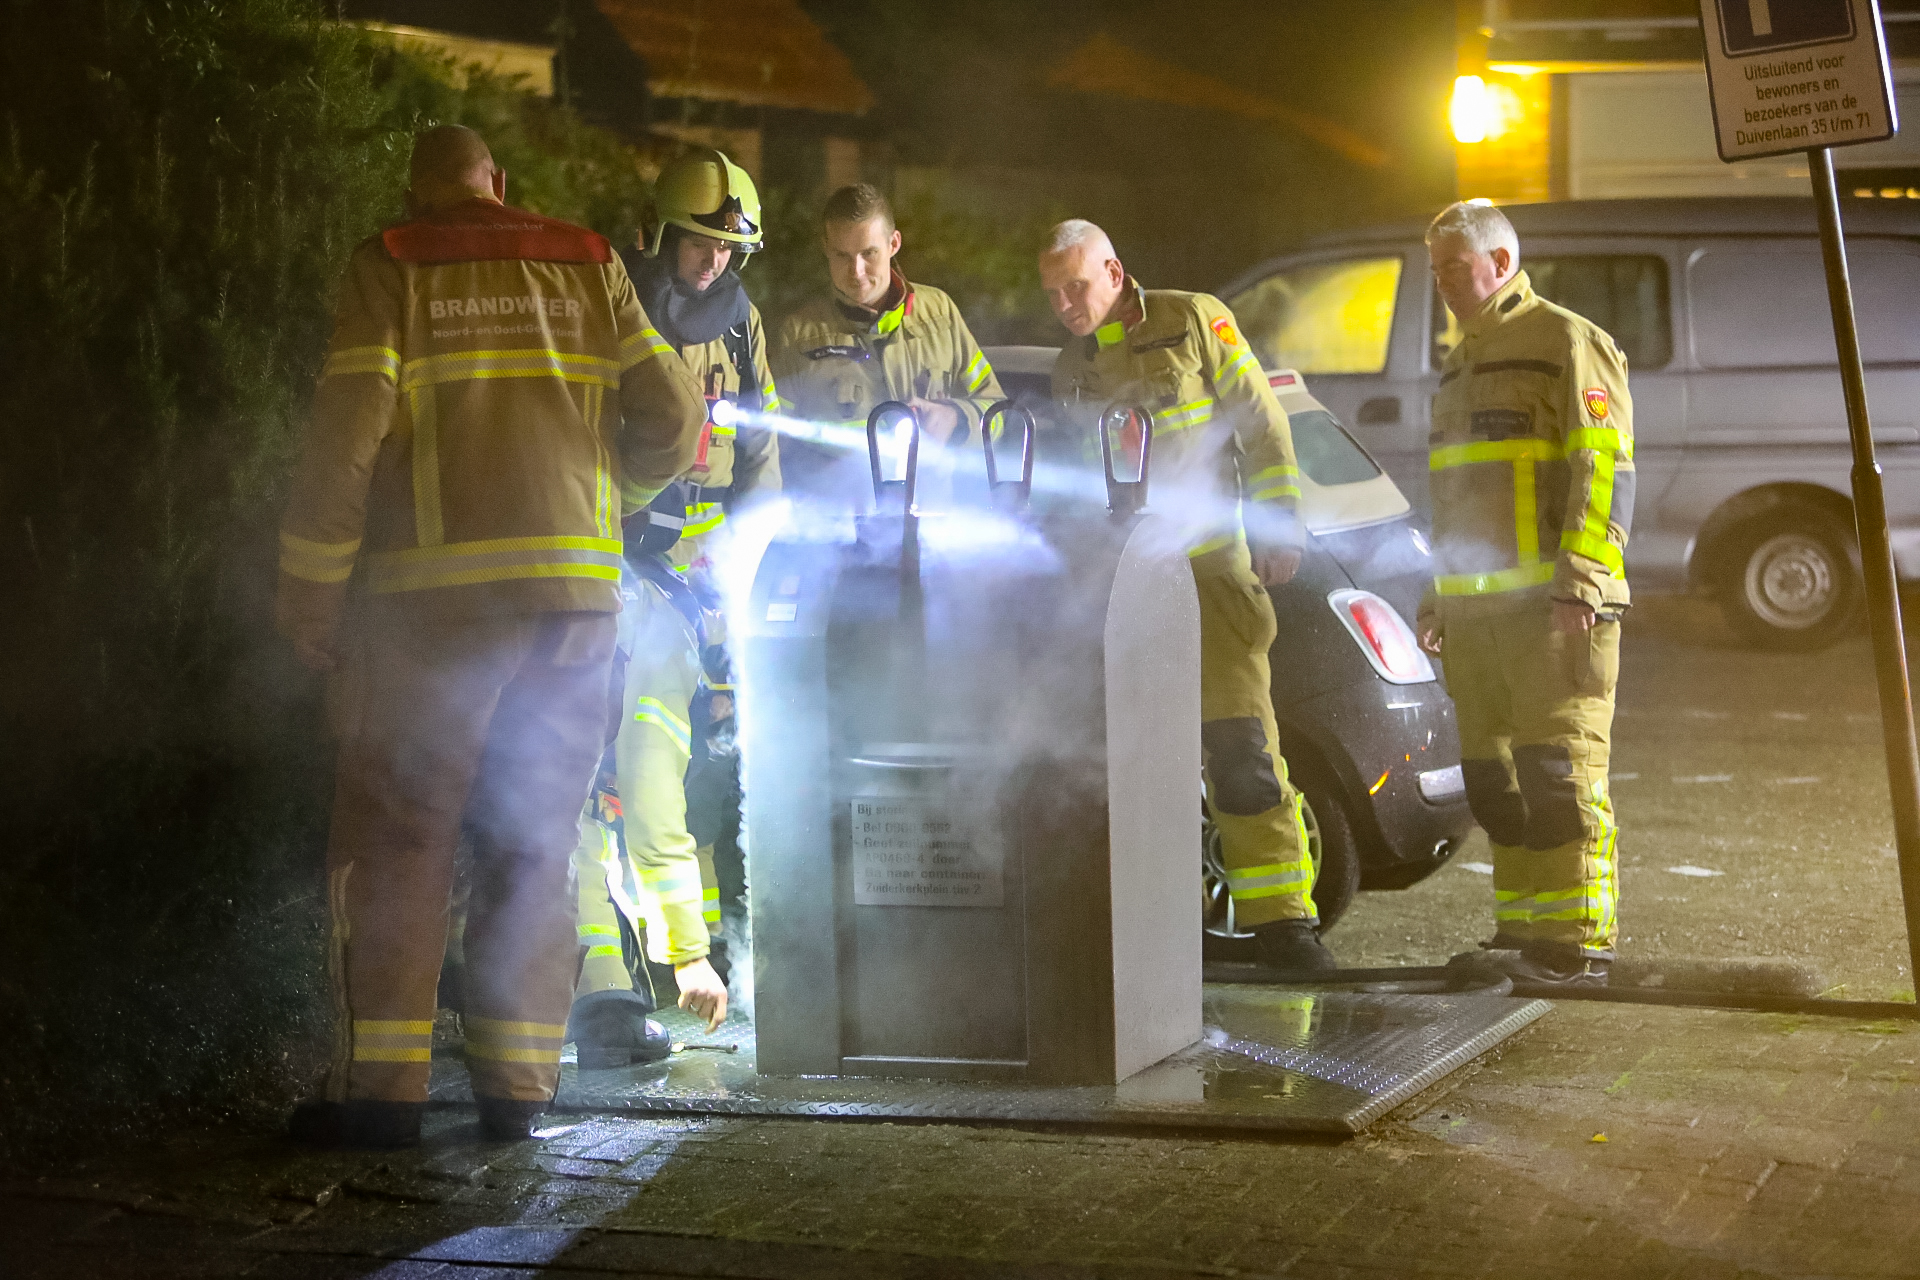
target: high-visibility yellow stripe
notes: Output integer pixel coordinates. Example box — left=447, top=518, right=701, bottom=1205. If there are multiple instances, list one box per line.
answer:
left=280, top=529, right=362, bottom=583
left=1188, top=531, right=1244, bottom=559
left=620, top=328, right=674, bottom=371
left=354, top=1019, right=433, bottom=1035
left=1432, top=562, right=1557, bottom=596
left=1250, top=465, right=1300, bottom=484
left=370, top=561, right=619, bottom=593
left=375, top=535, right=623, bottom=565
left=1513, top=455, right=1538, bottom=567
left=366, top=536, right=623, bottom=594
left=682, top=503, right=725, bottom=538
left=1217, top=351, right=1262, bottom=385
left=577, top=923, right=619, bottom=939
left=1563, top=531, right=1624, bottom=573
left=465, top=1017, right=566, bottom=1038
left=282, top=532, right=361, bottom=557
left=352, top=1047, right=432, bottom=1063
left=1430, top=438, right=1560, bottom=470
left=584, top=945, right=623, bottom=960
left=399, top=351, right=619, bottom=399
left=964, top=351, right=993, bottom=393
left=1565, top=426, right=1628, bottom=458
left=1252, top=483, right=1301, bottom=503
left=465, top=1044, right=563, bottom=1064
left=324, top=345, right=400, bottom=382
left=1561, top=451, right=1620, bottom=573
left=408, top=385, right=444, bottom=546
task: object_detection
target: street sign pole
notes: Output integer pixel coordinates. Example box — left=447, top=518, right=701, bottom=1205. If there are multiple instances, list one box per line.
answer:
left=1807, top=147, right=1920, bottom=995
left=1698, top=0, right=1920, bottom=994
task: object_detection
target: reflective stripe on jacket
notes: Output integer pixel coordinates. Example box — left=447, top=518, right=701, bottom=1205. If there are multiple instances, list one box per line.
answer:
left=1049, top=281, right=1304, bottom=565
left=1422, top=270, right=1634, bottom=622
left=277, top=198, right=705, bottom=627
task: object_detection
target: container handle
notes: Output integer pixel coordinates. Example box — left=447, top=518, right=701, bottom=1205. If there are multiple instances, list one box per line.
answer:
left=980, top=400, right=1036, bottom=510
left=867, top=400, right=921, bottom=514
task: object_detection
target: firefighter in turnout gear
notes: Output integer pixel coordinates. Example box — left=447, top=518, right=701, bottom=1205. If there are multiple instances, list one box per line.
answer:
left=561, top=149, right=775, bottom=1062
left=1417, top=201, right=1633, bottom=989
left=1040, top=219, right=1335, bottom=974
left=769, top=183, right=1003, bottom=496
left=276, top=126, right=705, bottom=1147
left=620, top=147, right=782, bottom=548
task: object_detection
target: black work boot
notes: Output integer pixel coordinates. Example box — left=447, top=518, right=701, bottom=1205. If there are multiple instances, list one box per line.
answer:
left=476, top=1097, right=547, bottom=1141
left=1253, top=919, right=1339, bottom=973
left=1473, top=940, right=1610, bottom=990
left=567, top=988, right=672, bottom=1069
left=288, top=1099, right=423, bottom=1150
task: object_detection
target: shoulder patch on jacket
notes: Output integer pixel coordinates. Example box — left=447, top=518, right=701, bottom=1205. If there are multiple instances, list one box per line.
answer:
left=1583, top=387, right=1610, bottom=420
left=383, top=201, right=611, bottom=265
left=805, top=345, right=869, bottom=361
left=1130, top=330, right=1187, bottom=354
left=1209, top=315, right=1243, bottom=347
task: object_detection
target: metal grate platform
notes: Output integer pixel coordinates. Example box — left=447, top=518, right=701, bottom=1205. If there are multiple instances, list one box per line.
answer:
left=428, top=986, right=1549, bottom=1134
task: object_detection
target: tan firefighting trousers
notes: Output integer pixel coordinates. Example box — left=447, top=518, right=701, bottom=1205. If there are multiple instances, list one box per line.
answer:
left=323, top=607, right=614, bottom=1104
left=1440, top=608, right=1621, bottom=957
left=1197, top=544, right=1317, bottom=928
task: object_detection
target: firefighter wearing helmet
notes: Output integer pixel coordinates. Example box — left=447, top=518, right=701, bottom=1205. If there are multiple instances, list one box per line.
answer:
left=560, top=148, right=780, bottom=1067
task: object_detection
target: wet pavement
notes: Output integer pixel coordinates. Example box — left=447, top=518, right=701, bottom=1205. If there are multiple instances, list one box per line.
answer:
left=1333, top=593, right=1919, bottom=1002
left=9, top=594, right=1920, bottom=1277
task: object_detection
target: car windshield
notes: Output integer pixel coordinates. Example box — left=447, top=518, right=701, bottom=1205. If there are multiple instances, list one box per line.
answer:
left=1227, top=256, right=1403, bottom=375
left=1288, top=408, right=1380, bottom=486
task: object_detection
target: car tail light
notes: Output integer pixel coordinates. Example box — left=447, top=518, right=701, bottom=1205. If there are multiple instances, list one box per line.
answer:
left=1327, top=589, right=1436, bottom=685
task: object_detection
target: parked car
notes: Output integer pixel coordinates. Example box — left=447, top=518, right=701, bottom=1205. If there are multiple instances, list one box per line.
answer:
left=1218, top=197, right=1920, bottom=650
left=985, top=346, right=1475, bottom=946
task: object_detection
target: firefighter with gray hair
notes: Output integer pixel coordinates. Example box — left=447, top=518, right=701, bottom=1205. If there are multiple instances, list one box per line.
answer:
left=1419, top=200, right=1635, bottom=988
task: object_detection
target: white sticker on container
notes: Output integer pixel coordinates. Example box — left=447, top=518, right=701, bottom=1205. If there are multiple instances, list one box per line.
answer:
left=765, top=602, right=797, bottom=622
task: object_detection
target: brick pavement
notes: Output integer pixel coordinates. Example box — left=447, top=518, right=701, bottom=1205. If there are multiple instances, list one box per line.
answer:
left=7, top=1002, right=1917, bottom=1278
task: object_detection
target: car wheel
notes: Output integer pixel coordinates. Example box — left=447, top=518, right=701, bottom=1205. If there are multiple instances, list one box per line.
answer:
left=1717, top=506, right=1860, bottom=651
left=1199, top=759, right=1360, bottom=959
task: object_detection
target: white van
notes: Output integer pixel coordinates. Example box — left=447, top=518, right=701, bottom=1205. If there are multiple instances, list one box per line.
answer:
left=1218, top=198, right=1920, bottom=649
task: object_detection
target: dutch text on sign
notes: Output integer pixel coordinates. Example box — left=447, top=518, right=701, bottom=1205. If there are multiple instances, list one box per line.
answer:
left=1699, top=0, right=1896, bottom=161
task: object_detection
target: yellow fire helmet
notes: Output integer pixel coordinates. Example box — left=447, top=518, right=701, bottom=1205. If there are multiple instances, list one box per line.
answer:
left=643, top=147, right=763, bottom=258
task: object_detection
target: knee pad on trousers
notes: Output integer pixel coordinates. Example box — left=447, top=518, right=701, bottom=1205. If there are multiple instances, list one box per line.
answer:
left=1461, top=758, right=1526, bottom=847
left=1512, top=743, right=1583, bottom=850
left=1201, top=717, right=1285, bottom=816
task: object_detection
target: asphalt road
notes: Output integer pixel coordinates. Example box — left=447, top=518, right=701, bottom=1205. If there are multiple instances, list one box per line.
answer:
left=1331, top=593, right=1920, bottom=1002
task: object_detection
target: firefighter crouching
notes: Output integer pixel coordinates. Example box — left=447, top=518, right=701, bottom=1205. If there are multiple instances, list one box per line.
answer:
left=1039, top=219, right=1336, bottom=974
left=275, top=125, right=705, bottom=1148
left=1418, top=201, right=1633, bottom=989
left=770, top=183, right=1002, bottom=497
left=564, top=147, right=778, bottom=1065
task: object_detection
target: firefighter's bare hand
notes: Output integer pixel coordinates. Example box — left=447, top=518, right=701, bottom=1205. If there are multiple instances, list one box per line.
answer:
left=675, top=958, right=728, bottom=1031
left=1551, top=599, right=1596, bottom=634
left=1418, top=624, right=1444, bottom=656
left=1250, top=546, right=1302, bottom=587
left=907, top=397, right=960, bottom=444
left=708, top=693, right=734, bottom=722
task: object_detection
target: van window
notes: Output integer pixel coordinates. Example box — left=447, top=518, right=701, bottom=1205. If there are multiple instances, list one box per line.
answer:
left=1230, top=257, right=1402, bottom=375
left=1287, top=408, right=1381, bottom=486
left=1432, top=255, right=1671, bottom=370
left=1689, top=244, right=1920, bottom=368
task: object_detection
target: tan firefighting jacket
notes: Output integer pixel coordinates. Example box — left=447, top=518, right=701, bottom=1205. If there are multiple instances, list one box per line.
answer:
left=1050, top=280, right=1304, bottom=569
left=674, top=301, right=781, bottom=550
left=276, top=197, right=705, bottom=631
left=1420, top=269, right=1634, bottom=627
left=770, top=272, right=1004, bottom=445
